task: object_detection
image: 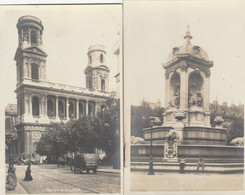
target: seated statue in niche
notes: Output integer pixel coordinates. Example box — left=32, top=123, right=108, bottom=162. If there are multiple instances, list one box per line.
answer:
left=188, top=83, right=203, bottom=107
left=172, top=86, right=180, bottom=108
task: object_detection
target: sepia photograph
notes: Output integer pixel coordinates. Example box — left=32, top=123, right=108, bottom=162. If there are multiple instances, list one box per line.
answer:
left=0, top=4, right=122, bottom=194
left=124, top=0, right=245, bottom=193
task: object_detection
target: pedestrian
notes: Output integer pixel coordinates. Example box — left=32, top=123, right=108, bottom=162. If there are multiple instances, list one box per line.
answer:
left=179, top=157, right=185, bottom=174
left=24, top=162, right=33, bottom=181
left=6, top=163, right=17, bottom=190
left=197, top=157, right=205, bottom=172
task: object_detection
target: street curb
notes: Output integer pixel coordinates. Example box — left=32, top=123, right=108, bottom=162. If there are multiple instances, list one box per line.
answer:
left=97, top=170, right=120, bottom=174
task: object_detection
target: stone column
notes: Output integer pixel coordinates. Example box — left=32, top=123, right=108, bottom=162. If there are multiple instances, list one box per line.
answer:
left=29, top=131, right=33, bottom=154
left=76, top=99, right=79, bottom=119
left=66, top=98, right=69, bottom=119
left=24, top=92, right=30, bottom=115
left=42, top=94, right=48, bottom=116
left=203, top=72, right=211, bottom=126
left=56, top=96, right=59, bottom=118
left=164, top=72, right=170, bottom=109
left=24, top=131, right=29, bottom=154
left=203, top=75, right=210, bottom=111
left=30, top=96, right=33, bottom=116
left=179, top=65, right=188, bottom=110
left=86, top=100, right=89, bottom=116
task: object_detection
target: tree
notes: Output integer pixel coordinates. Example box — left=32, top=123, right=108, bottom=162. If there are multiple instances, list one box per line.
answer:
left=131, top=102, right=164, bottom=138
left=36, top=98, right=120, bottom=163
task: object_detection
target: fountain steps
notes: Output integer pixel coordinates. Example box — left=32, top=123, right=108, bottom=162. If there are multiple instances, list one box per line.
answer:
left=131, top=161, right=244, bottom=174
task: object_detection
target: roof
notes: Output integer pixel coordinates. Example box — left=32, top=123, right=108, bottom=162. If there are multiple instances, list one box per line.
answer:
left=5, top=104, right=17, bottom=114
left=166, top=28, right=210, bottom=62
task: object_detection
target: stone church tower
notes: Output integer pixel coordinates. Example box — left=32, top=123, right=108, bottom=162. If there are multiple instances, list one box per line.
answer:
left=15, top=16, right=48, bottom=83
left=84, top=45, right=110, bottom=92
left=14, top=16, right=48, bottom=124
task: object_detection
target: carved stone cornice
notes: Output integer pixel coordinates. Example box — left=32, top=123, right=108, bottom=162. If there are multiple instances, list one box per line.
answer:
left=205, top=70, right=211, bottom=78
left=163, top=54, right=213, bottom=71
left=165, top=72, right=170, bottom=79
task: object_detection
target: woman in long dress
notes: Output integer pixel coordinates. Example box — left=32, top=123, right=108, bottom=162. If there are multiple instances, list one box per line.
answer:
left=6, top=163, right=17, bottom=190
left=24, top=163, right=33, bottom=181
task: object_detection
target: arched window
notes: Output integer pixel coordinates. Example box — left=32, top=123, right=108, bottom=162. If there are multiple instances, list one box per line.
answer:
left=31, top=63, right=39, bottom=80
left=101, top=105, right=106, bottom=112
left=47, top=99, right=54, bottom=117
left=100, top=54, right=103, bottom=63
left=32, top=96, right=40, bottom=116
left=69, top=101, right=74, bottom=118
left=89, top=55, right=92, bottom=64
left=33, top=142, right=38, bottom=152
left=88, top=104, right=93, bottom=117
left=5, top=118, right=11, bottom=130
left=58, top=100, right=65, bottom=118
left=79, top=103, right=84, bottom=117
left=101, top=79, right=105, bottom=91
left=31, top=30, right=37, bottom=45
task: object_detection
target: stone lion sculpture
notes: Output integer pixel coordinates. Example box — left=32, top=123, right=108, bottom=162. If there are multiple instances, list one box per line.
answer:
left=230, top=137, right=244, bottom=146
left=131, top=136, right=146, bottom=145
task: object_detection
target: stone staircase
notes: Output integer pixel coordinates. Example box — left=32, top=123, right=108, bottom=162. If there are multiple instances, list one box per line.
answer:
left=131, top=157, right=244, bottom=174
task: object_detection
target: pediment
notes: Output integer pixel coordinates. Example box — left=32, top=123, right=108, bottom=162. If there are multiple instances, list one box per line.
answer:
left=23, top=46, right=48, bottom=57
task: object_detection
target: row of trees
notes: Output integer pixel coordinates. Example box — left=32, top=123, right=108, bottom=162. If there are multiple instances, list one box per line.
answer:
left=36, top=98, right=120, bottom=163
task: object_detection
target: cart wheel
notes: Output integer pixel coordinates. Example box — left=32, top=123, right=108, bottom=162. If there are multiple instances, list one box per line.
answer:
left=93, top=168, right=97, bottom=174
left=87, top=169, right=89, bottom=174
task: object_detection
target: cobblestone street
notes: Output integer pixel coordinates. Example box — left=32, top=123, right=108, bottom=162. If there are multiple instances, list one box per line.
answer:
left=6, top=164, right=120, bottom=194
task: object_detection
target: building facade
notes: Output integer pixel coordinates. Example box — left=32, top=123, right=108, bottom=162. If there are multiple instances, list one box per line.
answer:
left=13, top=15, right=112, bottom=155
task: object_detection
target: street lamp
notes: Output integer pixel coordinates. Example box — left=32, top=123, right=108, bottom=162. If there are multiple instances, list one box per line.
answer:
left=147, top=116, right=155, bottom=175
left=6, top=134, right=13, bottom=164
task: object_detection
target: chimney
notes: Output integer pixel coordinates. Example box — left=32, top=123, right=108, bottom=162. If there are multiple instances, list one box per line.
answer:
left=222, top=102, right=227, bottom=109
left=213, top=100, right=218, bottom=108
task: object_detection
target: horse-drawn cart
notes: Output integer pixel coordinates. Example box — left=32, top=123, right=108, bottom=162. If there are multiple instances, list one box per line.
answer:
left=73, top=153, right=99, bottom=174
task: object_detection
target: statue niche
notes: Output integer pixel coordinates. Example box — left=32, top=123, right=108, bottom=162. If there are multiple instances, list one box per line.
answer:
left=164, top=130, right=179, bottom=158
left=188, top=72, right=203, bottom=107
left=169, top=73, right=180, bottom=108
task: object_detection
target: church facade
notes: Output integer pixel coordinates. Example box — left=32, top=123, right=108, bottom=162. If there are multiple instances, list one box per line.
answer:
left=13, top=15, right=113, bottom=155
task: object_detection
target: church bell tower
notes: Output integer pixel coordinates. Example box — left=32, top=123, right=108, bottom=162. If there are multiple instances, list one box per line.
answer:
left=84, top=45, right=110, bottom=92
left=14, top=15, right=48, bottom=85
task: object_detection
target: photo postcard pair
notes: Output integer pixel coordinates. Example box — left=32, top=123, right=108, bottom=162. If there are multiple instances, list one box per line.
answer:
left=1, top=0, right=245, bottom=195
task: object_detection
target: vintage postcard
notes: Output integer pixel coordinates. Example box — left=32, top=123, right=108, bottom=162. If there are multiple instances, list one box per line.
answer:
left=1, top=3, right=122, bottom=194
left=124, top=0, right=245, bottom=194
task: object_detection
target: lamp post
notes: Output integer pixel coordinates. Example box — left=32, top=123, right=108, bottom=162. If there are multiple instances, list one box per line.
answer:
left=6, top=134, right=13, bottom=164
left=147, top=116, right=155, bottom=175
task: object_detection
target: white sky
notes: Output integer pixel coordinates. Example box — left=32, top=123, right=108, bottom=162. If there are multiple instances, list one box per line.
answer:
left=124, top=0, right=245, bottom=107
left=0, top=5, right=121, bottom=107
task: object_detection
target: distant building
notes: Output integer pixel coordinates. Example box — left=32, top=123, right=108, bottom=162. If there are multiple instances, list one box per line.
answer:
left=210, top=100, right=244, bottom=120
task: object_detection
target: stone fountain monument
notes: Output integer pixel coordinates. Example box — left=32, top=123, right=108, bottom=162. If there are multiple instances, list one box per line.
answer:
left=137, top=27, right=243, bottom=162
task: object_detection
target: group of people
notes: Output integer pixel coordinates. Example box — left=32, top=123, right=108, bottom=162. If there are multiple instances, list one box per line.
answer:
left=179, top=157, right=205, bottom=174
left=6, top=161, right=33, bottom=191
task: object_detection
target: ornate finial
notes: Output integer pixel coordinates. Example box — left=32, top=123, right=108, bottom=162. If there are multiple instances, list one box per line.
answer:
left=184, top=24, right=192, bottom=43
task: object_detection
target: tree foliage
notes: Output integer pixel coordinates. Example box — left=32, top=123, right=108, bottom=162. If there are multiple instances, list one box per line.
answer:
left=131, top=101, right=164, bottom=138
left=36, top=98, right=120, bottom=158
